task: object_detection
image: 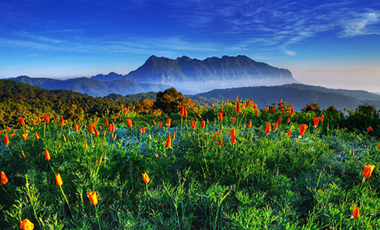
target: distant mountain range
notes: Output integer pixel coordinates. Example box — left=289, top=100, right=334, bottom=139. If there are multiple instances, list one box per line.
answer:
left=9, top=55, right=298, bottom=96
left=190, top=83, right=380, bottom=111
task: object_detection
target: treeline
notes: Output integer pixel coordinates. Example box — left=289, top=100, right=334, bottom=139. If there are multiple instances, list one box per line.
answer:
left=0, top=80, right=197, bottom=129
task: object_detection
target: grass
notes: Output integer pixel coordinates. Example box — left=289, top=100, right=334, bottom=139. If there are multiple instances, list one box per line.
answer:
left=1, top=101, right=380, bottom=229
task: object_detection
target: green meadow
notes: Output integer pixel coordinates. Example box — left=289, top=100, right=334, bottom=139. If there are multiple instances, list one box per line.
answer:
left=1, top=99, right=380, bottom=229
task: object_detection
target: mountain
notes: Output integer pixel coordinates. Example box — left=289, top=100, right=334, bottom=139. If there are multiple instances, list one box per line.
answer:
left=190, top=84, right=380, bottom=111
left=90, top=72, right=124, bottom=81
left=11, top=76, right=169, bottom=97
left=125, top=55, right=298, bottom=94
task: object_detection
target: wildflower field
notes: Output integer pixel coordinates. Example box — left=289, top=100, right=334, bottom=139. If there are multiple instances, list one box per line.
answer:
left=1, top=98, right=380, bottom=229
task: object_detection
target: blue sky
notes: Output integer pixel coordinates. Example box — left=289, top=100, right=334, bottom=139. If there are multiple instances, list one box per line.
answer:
left=1, top=0, right=380, bottom=91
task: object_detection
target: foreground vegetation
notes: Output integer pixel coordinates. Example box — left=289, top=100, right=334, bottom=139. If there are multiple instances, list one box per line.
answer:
left=1, top=96, right=380, bottom=229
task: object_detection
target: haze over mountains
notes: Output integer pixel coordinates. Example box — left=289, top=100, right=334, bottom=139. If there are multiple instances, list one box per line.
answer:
left=6, top=54, right=380, bottom=110
left=10, top=55, right=298, bottom=96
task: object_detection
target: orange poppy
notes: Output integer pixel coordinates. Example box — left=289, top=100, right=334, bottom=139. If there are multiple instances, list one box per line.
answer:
left=231, top=117, right=236, bottom=123
left=287, top=129, right=292, bottom=137
left=273, top=123, right=278, bottom=131
left=19, top=118, right=25, bottom=125
left=276, top=117, right=282, bottom=125
left=61, top=118, right=64, bottom=126
left=75, top=123, right=79, bottom=132
left=32, top=120, right=36, bottom=126
left=344, top=107, right=347, bottom=110
left=127, top=119, right=133, bottom=128
left=310, top=104, right=313, bottom=110
left=264, top=107, right=268, bottom=113
left=290, top=107, right=294, bottom=116
left=1, top=171, right=8, bottom=185
left=9, top=133, right=15, bottom=137
left=35, top=132, right=39, bottom=140
left=113, top=116, right=116, bottom=122
left=22, top=150, right=25, bottom=157
left=248, top=121, right=252, bottom=128
left=253, top=103, right=257, bottom=110
left=158, top=122, right=163, bottom=127
left=55, top=173, right=63, bottom=187
left=236, top=95, right=238, bottom=101
left=218, top=112, right=223, bottom=121
left=230, top=128, right=236, bottom=144
left=278, top=99, right=283, bottom=105
left=45, top=149, right=51, bottom=161
left=192, top=123, right=196, bottom=129
left=89, top=123, right=94, bottom=133
left=287, top=117, right=291, bottom=122
left=119, top=114, right=122, bottom=119
left=313, top=117, right=319, bottom=127
left=202, top=120, right=205, bottom=128
left=142, top=173, right=150, bottom=184
left=20, top=218, right=34, bottom=230
left=180, top=106, right=184, bottom=115
left=184, top=109, right=188, bottom=117
left=166, top=118, right=171, bottom=127
left=246, top=100, right=250, bottom=107
left=352, top=204, right=359, bottom=218
left=281, top=108, right=284, bottom=113
left=44, top=115, right=50, bottom=123
left=236, top=101, right=241, bottom=113
left=173, top=132, right=175, bottom=140
left=363, top=165, right=375, bottom=178
left=94, top=127, right=100, bottom=136
left=22, top=133, right=28, bottom=140
left=3, top=133, right=9, bottom=145
left=218, top=139, right=223, bottom=146
left=254, top=109, right=258, bottom=116
left=321, top=114, right=324, bottom=122
left=165, top=134, right=172, bottom=148
left=88, top=191, right=99, bottom=206
left=106, top=119, right=109, bottom=126
left=367, top=127, right=372, bottom=132
left=98, top=155, right=102, bottom=165
left=265, top=123, right=271, bottom=135
left=299, top=124, right=307, bottom=136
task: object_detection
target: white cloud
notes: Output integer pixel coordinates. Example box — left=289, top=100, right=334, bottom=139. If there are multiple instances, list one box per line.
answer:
left=285, top=50, right=296, bottom=56
left=340, top=12, right=380, bottom=37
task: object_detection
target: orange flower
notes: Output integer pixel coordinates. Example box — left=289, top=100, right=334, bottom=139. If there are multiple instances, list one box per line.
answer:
left=231, top=117, right=236, bottom=123
left=158, top=122, right=163, bottom=127
left=184, top=109, right=188, bottom=117
left=44, top=115, right=50, bottom=123
left=45, top=149, right=51, bottom=161
left=236, top=95, right=238, bottom=101
left=352, top=204, right=359, bottom=218
left=113, top=116, right=116, bottom=122
left=287, top=129, right=292, bottom=137
left=192, top=123, right=196, bottom=129
left=299, top=124, right=307, bottom=136
left=94, top=127, right=100, bottom=136
left=127, top=119, right=133, bottom=128
left=106, top=119, right=109, bottom=126
left=142, top=172, right=150, bottom=184
left=173, top=132, right=175, bottom=140
left=22, top=133, right=28, bottom=140
left=321, top=114, right=324, bottom=122
left=35, top=132, right=39, bottom=140
left=248, top=121, right=252, bottom=128
left=112, top=123, right=115, bottom=132
left=344, top=107, right=347, bottom=111
left=253, top=103, right=257, bottom=110
left=273, top=123, right=278, bottom=131
left=98, top=155, right=102, bottom=165
left=20, top=218, right=34, bottom=230
left=61, top=117, right=64, bottom=126
left=22, top=150, right=25, bottom=157
left=278, top=99, right=283, bottom=105
left=32, top=120, right=36, bottom=126
left=264, top=107, right=268, bottom=113
left=88, top=191, right=99, bottom=206
left=165, top=134, right=172, bottom=148
left=313, top=117, right=319, bottom=127
left=180, top=106, right=184, bottom=116
left=75, top=123, right=79, bottom=132
left=1, top=171, right=8, bottom=185
left=152, top=120, right=156, bottom=125
left=89, top=123, right=94, bottom=133
left=19, top=118, right=25, bottom=125
left=310, top=104, right=313, bottom=110
left=202, top=120, right=205, bottom=128
left=212, top=103, right=214, bottom=107
left=230, top=128, right=236, bottom=144
left=166, top=118, right=172, bottom=127
left=236, top=101, right=241, bottom=113
left=246, top=100, right=250, bottom=107
left=218, top=139, right=223, bottom=146
left=218, top=112, right=223, bottom=121
left=287, top=117, right=291, bottom=122
left=55, top=173, right=63, bottom=187
left=281, top=108, right=284, bottom=113
left=276, top=117, right=282, bottom=125
left=363, top=164, right=375, bottom=178
left=290, top=107, right=294, bottom=116
left=264, top=123, right=271, bottom=135
left=9, top=133, right=15, bottom=137
left=119, top=114, right=122, bottom=119
left=3, top=133, right=9, bottom=145
left=367, top=127, right=372, bottom=132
